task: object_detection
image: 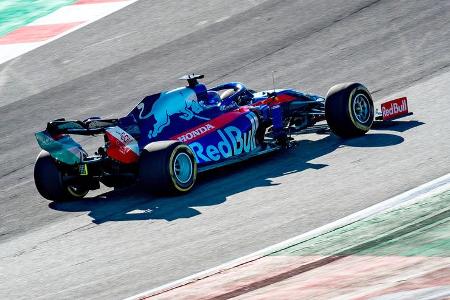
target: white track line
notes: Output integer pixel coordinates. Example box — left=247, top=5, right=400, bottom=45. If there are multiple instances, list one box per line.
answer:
left=29, top=2, right=135, bottom=26
left=0, top=42, right=46, bottom=64
left=124, top=172, right=450, bottom=299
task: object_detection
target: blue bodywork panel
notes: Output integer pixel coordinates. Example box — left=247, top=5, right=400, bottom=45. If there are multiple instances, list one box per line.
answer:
left=37, top=81, right=325, bottom=167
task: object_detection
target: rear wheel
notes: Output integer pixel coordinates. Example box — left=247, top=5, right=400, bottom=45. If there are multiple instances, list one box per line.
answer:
left=34, top=151, right=89, bottom=201
left=138, top=141, right=197, bottom=194
left=325, top=82, right=374, bottom=138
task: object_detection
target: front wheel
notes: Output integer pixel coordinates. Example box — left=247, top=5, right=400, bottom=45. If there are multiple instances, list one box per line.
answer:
left=325, top=82, right=374, bottom=138
left=34, top=151, right=89, bottom=201
left=138, top=141, right=197, bottom=194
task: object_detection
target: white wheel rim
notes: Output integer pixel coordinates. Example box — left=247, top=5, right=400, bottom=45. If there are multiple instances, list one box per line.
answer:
left=353, top=93, right=371, bottom=124
left=173, top=152, right=193, bottom=184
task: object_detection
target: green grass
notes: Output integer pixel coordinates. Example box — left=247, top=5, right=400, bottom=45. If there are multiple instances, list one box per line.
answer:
left=272, top=190, right=450, bottom=257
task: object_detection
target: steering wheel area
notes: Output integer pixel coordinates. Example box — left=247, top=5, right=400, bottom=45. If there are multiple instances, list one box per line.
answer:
left=209, top=82, right=251, bottom=106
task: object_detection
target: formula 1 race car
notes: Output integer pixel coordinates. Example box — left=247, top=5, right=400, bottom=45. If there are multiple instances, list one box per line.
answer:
left=34, top=74, right=411, bottom=201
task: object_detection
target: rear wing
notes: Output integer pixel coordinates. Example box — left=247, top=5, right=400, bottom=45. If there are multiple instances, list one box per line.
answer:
left=46, top=118, right=119, bottom=135
left=375, top=97, right=413, bottom=121
left=44, top=115, right=140, bottom=136
left=35, top=116, right=141, bottom=165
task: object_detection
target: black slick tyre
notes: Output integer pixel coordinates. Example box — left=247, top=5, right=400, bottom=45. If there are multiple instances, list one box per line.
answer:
left=325, top=82, right=374, bottom=138
left=34, top=150, right=89, bottom=201
left=138, top=141, right=197, bottom=194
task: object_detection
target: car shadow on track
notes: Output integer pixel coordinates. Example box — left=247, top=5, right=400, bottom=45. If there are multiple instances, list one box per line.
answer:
left=371, top=120, right=425, bottom=132
left=49, top=121, right=422, bottom=224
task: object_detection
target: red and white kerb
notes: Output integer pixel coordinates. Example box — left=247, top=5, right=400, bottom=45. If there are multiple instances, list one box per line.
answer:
left=0, top=0, right=138, bottom=65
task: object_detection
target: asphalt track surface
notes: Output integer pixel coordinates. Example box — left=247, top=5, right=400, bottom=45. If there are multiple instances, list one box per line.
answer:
left=0, top=0, right=449, bottom=299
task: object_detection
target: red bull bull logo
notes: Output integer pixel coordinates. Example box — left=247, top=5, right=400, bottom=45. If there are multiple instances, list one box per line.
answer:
left=136, top=87, right=208, bottom=138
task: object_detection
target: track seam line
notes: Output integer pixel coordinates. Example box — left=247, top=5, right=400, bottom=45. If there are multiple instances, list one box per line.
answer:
left=207, top=0, right=384, bottom=85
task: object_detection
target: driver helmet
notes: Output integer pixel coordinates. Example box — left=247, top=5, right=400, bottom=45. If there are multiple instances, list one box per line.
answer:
left=205, top=91, right=221, bottom=106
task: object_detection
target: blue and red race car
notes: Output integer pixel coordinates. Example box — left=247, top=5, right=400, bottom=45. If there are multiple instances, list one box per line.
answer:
left=34, top=74, right=411, bottom=201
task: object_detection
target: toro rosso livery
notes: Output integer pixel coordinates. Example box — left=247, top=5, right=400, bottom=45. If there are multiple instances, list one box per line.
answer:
left=34, top=75, right=411, bottom=201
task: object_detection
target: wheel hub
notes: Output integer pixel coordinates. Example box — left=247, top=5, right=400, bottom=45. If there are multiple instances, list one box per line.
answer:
left=353, top=93, right=371, bottom=124
left=173, top=152, right=193, bottom=184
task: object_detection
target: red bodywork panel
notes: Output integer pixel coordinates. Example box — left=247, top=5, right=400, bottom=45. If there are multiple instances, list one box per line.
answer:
left=105, top=127, right=139, bottom=164
left=253, top=94, right=297, bottom=106
left=170, top=107, right=250, bottom=143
